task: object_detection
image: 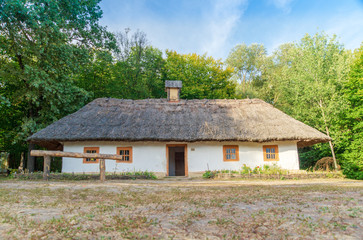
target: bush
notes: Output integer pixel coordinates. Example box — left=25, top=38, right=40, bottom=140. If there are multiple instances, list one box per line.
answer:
left=240, top=164, right=288, bottom=175
left=261, top=164, right=288, bottom=175
left=252, top=166, right=261, bottom=174
left=241, top=164, right=252, bottom=174
left=203, top=170, right=216, bottom=179
left=342, top=164, right=363, bottom=180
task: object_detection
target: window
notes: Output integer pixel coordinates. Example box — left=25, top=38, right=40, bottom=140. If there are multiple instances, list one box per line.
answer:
left=263, top=145, right=279, bottom=161
left=83, top=147, right=99, bottom=164
left=223, top=145, right=239, bottom=161
left=116, top=147, right=133, bottom=163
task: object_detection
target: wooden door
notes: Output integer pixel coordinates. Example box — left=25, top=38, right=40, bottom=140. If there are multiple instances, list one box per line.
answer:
left=174, top=152, right=185, bottom=176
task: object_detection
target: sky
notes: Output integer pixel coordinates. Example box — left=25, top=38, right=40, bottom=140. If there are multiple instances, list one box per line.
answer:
left=99, top=0, right=363, bottom=60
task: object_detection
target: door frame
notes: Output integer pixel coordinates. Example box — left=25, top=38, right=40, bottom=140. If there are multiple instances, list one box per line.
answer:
left=166, top=144, right=188, bottom=176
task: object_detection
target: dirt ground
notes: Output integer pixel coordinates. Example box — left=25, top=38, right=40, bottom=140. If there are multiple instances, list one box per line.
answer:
left=0, top=178, right=362, bottom=239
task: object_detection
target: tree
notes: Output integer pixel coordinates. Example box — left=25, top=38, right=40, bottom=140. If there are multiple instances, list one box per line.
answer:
left=114, top=28, right=148, bottom=62
left=341, top=44, right=363, bottom=179
left=255, top=33, right=352, bottom=169
left=111, top=45, right=165, bottom=99
left=255, top=43, right=297, bottom=105
left=0, top=0, right=115, bottom=171
left=164, top=51, right=236, bottom=99
left=80, top=28, right=164, bottom=100
left=75, top=50, right=115, bottom=100
left=225, top=43, right=267, bottom=98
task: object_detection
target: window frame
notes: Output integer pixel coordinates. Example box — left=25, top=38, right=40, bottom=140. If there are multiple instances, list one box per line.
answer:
left=116, top=147, right=133, bottom=163
left=83, top=147, right=100, bottom=164
left=263, top=145, right=279, bottom=161
left=223, top=145, right=239, bottom=162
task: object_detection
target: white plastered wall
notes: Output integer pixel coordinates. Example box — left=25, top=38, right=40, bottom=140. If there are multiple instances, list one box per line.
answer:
left=62, top=142, right=167, bottom=173
left=187, top=141, right=299, bottom=172
left=62, top=141, right=300, bottom=174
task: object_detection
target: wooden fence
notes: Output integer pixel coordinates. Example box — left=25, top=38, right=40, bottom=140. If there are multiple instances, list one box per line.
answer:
left=31, top=150, right=124, bottom=181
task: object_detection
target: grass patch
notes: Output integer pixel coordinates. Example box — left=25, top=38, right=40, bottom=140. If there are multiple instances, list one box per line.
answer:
left=8, top=171, right=157, bottom=181
left=203, top=164, right=345, bottom=180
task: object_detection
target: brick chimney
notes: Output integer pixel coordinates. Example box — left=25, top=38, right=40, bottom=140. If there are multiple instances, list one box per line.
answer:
left=165, top=80, right=182, bottom=102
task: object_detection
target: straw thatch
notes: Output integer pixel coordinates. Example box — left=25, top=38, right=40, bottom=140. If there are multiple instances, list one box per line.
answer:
left=314, top=157, right=340, bottom=171
left=28, top=98, right=330, bottom=149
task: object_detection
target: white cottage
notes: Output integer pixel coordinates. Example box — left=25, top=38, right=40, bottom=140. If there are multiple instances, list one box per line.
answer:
left=28, top=81, right=330, bottom=176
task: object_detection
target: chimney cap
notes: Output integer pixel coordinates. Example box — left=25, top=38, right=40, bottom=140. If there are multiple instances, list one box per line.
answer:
left=165, top=80, right=182, bottom=89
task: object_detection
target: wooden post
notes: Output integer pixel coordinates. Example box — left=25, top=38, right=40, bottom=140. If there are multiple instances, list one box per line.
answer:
left=18, top=152, right=24, bottom=172
left=31, top=150, right=125, bottom=182
left=27, top=143, right=36, bottom=172
left=43, top=156, right=51, bottom=180
left=100, top=159, right=106, bottom=182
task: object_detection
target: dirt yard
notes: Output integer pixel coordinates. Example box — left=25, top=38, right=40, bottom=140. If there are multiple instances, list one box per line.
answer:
left=0, top=178, right=362, bottom=239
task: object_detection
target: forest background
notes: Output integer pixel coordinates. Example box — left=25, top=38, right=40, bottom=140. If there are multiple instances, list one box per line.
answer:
left=0, top=0, right=361, bottom=179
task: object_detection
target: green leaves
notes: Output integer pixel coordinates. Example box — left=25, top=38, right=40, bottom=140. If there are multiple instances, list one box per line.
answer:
left=341, top=44, right=363, bottom=174
left=165, top=50, right=236, bottom=99
left=228, top=32, right=356, bottom=170
left=0, top=0, right=114, bottom=152
left=226, top=43, right=267, bottom=98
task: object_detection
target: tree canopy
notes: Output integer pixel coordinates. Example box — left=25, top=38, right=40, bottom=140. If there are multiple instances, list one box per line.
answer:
left=164, top=50, right=236, bottom=99
left=226, top=34, right=361, bottom=177
left=226, top=43, right=267, bottom=98
left=340, top=44, right=363, bottom=179
left=0, top=0, right=116, bottom=170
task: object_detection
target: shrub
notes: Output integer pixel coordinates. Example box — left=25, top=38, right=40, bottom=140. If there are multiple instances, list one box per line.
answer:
left=342, top=164, right=363, bottom=180
left=241, top=164, right=252, bottom=174
left=260, top=164, right=288, bottom=175
left=203, top=170, right=215, bottom=179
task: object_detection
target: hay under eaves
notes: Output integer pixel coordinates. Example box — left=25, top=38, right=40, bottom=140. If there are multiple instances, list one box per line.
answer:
left=28, top=98, right=330, bottom=149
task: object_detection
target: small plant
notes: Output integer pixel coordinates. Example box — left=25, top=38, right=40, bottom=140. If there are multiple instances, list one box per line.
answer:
left=260, top=164, right=288, bottom=175
left=203, top=170, right=215, bottom=179
left=241, top=164, right=252, bottom=174
left=347, top=207, right=362, bottom=218
left=252, top=166, right=260, bottom=174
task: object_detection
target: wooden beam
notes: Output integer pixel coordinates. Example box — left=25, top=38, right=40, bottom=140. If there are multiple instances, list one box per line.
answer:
left=31, top=150, right=123, bottom=160
left=43, top=155, right=51, bottom=180
left=99, top=159, right=106, bottom=182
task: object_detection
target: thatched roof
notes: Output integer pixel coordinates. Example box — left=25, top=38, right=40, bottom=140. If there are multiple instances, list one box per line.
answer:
left=28, top=98, right=330, bottom=149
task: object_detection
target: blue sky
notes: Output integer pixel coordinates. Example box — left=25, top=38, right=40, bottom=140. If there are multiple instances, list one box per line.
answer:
left=99, top=0, right=363, bottom=60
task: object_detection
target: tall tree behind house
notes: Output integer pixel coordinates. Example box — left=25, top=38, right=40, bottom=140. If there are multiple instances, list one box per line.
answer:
left=0, top=0, right=116, bottom=171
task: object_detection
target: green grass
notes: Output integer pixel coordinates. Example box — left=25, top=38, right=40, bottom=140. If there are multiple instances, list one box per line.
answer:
left=7, top=171, right=158, bottom=181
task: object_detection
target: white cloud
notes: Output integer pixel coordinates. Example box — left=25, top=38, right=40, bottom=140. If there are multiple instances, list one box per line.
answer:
left=268, top=0, right=294, bottom=13
left=100, top=0, right=247, bottom=60
left=99, top=0, right=363, bottom=61
left=201, top=0, right=248, bottom=59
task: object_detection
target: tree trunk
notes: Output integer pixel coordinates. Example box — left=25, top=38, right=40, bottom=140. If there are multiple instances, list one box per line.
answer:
left=27, top=143, right=36, bottom=172
left=328, top=138, right=337, bottom=169
left=318, top=99, right=338, bottom=170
